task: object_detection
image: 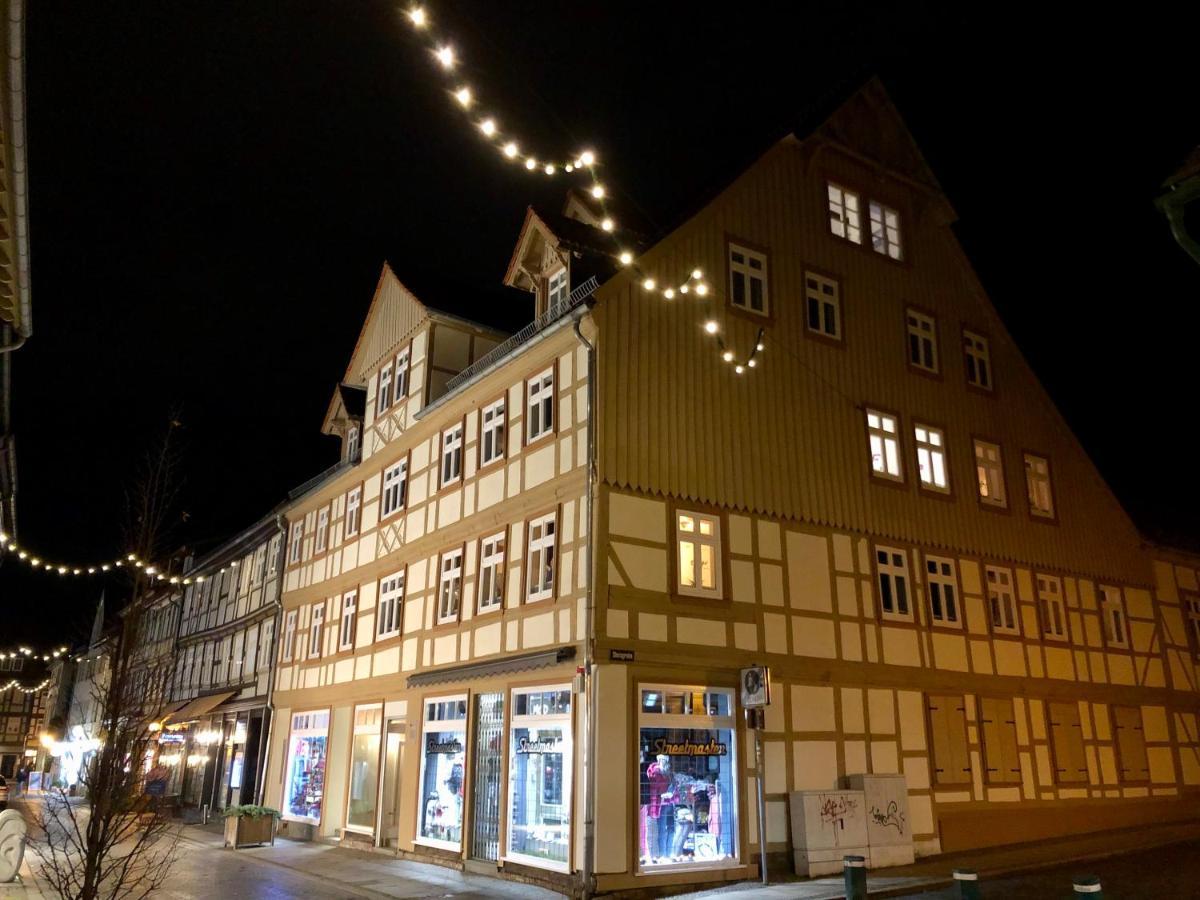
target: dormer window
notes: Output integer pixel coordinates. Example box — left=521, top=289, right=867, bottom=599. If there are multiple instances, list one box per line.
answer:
left=547, top=268, right=569, bottom=317
left=345, top=425, right=360, bottom=462
left=394, top=348, right=410, bottom=404
left=377, top=363, right=393, bottom=415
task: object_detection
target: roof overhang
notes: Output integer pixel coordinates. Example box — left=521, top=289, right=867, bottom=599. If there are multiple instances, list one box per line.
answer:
left=0, top=0, right=31, bottom=338
left=406, top=646, right=576, bottom=688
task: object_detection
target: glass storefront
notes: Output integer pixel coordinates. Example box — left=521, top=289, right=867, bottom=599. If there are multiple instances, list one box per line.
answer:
left=637, top=685, right=738, bottom=871
left=284, top=710, right=329, bottom=824
left=345, top=704, right=382, bottom=834
left=417, top=696, right=467, bottom=849
left=507, top=686, right=572, bottom=871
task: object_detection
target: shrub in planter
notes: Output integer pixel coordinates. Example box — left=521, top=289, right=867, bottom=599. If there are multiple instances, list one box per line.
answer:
left=222, top=805, right=280, bottom=848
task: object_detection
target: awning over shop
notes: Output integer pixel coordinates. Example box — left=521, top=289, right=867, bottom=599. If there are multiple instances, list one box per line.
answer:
left=165, top=690, right=237, bottom=724
left=407, top=646, right=576, bottom=688
left=150, top=700, right=189, bottom=724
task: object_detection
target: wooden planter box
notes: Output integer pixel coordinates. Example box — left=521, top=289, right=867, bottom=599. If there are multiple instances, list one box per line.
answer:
left=223, top=813, right=277, bottom=848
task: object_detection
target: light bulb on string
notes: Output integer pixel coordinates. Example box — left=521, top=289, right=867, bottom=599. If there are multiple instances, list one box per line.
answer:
left=642, top=278, right=656, bottom=291
left=704, top=320, right=719, bottom=334
left=407, top=7, right=427, bottom=28
left=524, top=157, right=537, bottom=170
left=694, top=283, right=709, bottom=296
left=663, top=288, right=675, bottom=299
left=590, top=184, right=605, bottom=199
left=543, top=164, right=555, bottom=175
left=479, top=118, right=497, bottom=137
left=435, top=46, right=455, bottom=68
left=618, top=251, right=633, bottom=266
left=453, top=87, right=472, bottom=107
left=580, top=150, right=596, bottom=167
left=600, top=218, right=613, bottom=232
left=722, top=351, right=734, bottom=363
left=502, top=141, right=519, bottom=159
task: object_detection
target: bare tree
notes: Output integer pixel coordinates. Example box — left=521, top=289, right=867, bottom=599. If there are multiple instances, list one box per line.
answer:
left=30, top=417, right=186, bottom=899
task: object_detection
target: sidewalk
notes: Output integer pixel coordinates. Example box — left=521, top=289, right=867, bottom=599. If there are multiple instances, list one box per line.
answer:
left=677, top=819, right=1200, bottom=898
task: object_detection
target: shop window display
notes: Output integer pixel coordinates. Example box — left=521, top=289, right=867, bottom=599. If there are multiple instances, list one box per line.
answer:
left=346, top=704, right=382, bottom=833
left=638, top=686, right=737, bottom=871
left=284, top=710, right=329, bottom=824
left=507, top=687, right=572, bottom=871
left=417, top=697, right=467, bottom=849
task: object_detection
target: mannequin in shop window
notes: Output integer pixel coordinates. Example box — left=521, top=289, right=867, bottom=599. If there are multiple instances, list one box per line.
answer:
left=640, top=751, right=724, bottom=864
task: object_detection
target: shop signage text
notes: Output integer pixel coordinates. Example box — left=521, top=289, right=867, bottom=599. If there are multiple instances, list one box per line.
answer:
left=610, top=649, right=635, bottom=662
left=426, top=738, right=463, bottom=755
left=651, top=737, right=728, bottom=756
left=516, top=736, right=562, bottom=755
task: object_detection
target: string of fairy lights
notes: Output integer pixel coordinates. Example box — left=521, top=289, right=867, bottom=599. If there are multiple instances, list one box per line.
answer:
left=0, top=530, right=211, bottom=585
left=401, top=4, right=766, bottom=374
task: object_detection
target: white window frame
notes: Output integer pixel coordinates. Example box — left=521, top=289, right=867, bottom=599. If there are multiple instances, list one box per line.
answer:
left=876, top=546, right=912, bottom=621
left=963, top=329, right=992, bottom=390
left=478, top=531, right=506, bottom=614
left=804, top=271, right=841, bottom=340
left=438, top=549, right=463, bottom=624
left=344, top=703, right=383, bottom=835
left=377, top=570, right=405, bottom=639
left=924, top=555, right=961, bottom=627
left=914, top=423, right=949, bottom=493
left=381, top=459, right=407, bottom=519
left=1037, top=574, right=1068, bottom=641
left=975, top=440, right=1007, bottom=508
left=986, top=565, right=1020, bottom=636
left=315, top=506, right=329, bottom=553
left=728, top=243, right=768, bottom=316
left=547, top=268, right=569, bottom=315
left=288, top=522, right=303, bottom=565
left=440, top=424, right=463, bottom=487
left=377, top=362, right=393, bottom=415
left=906, top=308, right=939, bottom=373
left=268, top=534, right=281, bottom=576
left=504, top=684, right=573, bottom=873
left=827, top=182, right=862, bottom=244
left=1100, top=586, right=1128, bottom=649
left=866, top=408, right=903, bottom=481
left=526, top=513, right=557, bottom=603
left=339, top=590, right=358, bottom=652
left=480, top=398, right=506, bottom=467
left=345, top=425, right=360, bottom=462
left=415, top=696, right=467, bottom=852
left=307, top=602, right=324, bottom=659
left=345, top=486, right=361, bottom=537
left=869, top=200, right=902, bottom=260
left=394, top=347, right=410, bottom=404
left=527, top=368, right=555, bottom=444
left=675, top=510, right=723, bottom=599
left=1024, top=453, right=1055, bottom=519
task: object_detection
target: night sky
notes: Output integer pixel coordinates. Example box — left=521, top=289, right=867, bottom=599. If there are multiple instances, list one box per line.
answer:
left=2, top=2, right=1197, bottom=651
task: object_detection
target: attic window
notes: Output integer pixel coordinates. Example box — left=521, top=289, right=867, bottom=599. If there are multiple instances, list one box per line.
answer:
left=377, top=363, right=393, bottom=415
left=547, top=268, right=569, bottom=316
left=728, top=244, right=768, bottom=316
left=828, top=182, right=862, bottom=244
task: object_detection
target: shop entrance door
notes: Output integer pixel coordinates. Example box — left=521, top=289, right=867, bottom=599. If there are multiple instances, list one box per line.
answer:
left=470, top=692, right=505, bottom=862
left=376, top=719, right=406, bottom=848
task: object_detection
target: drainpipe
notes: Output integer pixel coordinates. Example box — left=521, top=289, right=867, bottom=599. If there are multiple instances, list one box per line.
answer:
left=254, top=513, right=288, bottom=806
left=573, top=310, right=598, bottom=899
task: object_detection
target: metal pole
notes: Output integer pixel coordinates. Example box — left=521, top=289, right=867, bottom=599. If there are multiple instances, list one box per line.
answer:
left=754, top=725, right=768, bottom=885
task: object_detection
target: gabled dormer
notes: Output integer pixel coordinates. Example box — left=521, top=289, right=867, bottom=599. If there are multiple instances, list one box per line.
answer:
left=320, top=382, right=366, bottom=464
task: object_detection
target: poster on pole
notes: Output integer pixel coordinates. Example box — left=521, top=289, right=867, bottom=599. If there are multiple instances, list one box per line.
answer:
left=740, top=665, right=771, bottom=708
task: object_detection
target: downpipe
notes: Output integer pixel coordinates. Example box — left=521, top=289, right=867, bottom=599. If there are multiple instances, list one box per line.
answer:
left=254, top=513, right=288, bottom=806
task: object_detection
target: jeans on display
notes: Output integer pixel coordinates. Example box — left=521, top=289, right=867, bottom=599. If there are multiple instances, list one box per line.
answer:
left=658, top=804, right=674, bottom=857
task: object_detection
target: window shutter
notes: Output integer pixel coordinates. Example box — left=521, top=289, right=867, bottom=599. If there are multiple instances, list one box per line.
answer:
left=1115, top=706, right=1150, bottom=782
left=927, top=694, right=971, bottom=785
left=1048, top=701, right=1088, bottom=784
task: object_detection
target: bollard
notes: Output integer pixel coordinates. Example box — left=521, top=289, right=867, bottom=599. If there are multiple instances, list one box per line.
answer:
left=1072, top=875, right=1103, bottom=898
left=843, top=855, right=867, bottom=900
left=953, top=868, right=980, bottom=900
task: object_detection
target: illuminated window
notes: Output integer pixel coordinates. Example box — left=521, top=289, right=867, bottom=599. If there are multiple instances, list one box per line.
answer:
left=1024, top=454, right=1054, bottom=518
left=1037, top=574, right=1067, bottom=640
left=906, top=308, right=938, bottom=373
left=869, top=201, right=902, bottom=260
left=438, top=549, right=463, bottom=624
left=1101, top=586, right=1128, bottom=649
left=339, top=590, right=357, bottom=651
left=827, top=182, right=862, bottom=244
left=315, top=506, right=329, bottom=553
left=547, top=268, right=569, bottom=316
left=377, top=362, right=393, bottom=415
left=676, top=511, right=722, bottom=598
left=307, top=602, right=324, bottom=659
left=394, top=348, right=410, bottom=404
left=377, top=570, right=404, bottom=639
left=728, top=244, right=768, bottom=316
left=481, top=398, right=505, bottom=466
left=381, top=459, right=407, bottom=518
left=527, top=368, right=555, bottom=443
left=866, top=409, right=902, bottom=481
left=876, top=547, right=911, bottom=621
left=440, top=424, right=463, bottom=487
left=986, top=566, right=1019, bottom=635
left=526, top=513, right=557, bottom=602
left=345, top=425, right=360, bottom=462
left=925, top=555, right=959, bottom=626
left=914, top=424, right=948, bottom=492
left=974, top=440, right=1006, bottom=507
left=478, top=531, right=506, bottom=614
left=805, top=271, right=841, bottom=340
left=963, top=330, right=992, bottom=390
left=345, top=486, right=361, bottom=537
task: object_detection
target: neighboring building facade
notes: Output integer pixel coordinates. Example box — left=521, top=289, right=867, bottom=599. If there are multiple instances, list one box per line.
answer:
left=58, top=597, right=114, bottom=792
left=262, top=78, right=1200, bottom=896
left=0, top=655, right=41, bottom=778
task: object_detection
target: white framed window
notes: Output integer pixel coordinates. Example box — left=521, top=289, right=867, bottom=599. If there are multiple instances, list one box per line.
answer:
left=283, top=711, right=330, bottom=824
left=1101, top=586, right=1128, bottom=649
left=440, top=424, right=463, bottom=487
left=1024, top=454, right=1054, bottom=518
left=867, top=408, right=902, bottom=481
left=876, top=546, right=912, bottom=620
left=345, top=486, right=361, bottom=537
left=315, top=506, right=329, bottom=553
left=268, top=534, right=281, bottom=576
left=974, top=440, right=1006, bottom=507
left=438, top=549, right=463, bottom=624
left=381, top=459, right=408, bottom=518
left=827, top=182, right=862, bottom=244
left=986, top=566, right=1020, bottom=636
left=804, top=271, right=841, bottom=340
left=506, top=685, right=573, bottom=872
left=869, top=200, right=902, bottom=260
left=345, top=704, right=383, bottom=834
left=728, top=244, right=768, bottom=316
left=288, top=522, right=303, bottom=565
left=1037, top=574, right=1067, bottom=641
left=906, top=308, right=938, bottom=373
left=308, top=602, right=325, bottom=659
left=547, top=268, right=569, bottom=315
left=676, top=510, right=722, bottom=598
left=527, top=368, right=554, bottom=443
left=526, top=513, right=557, bottom=602
left=914, top=424, right=948, bottom=492
left=963, top=330, right=992, bottom=390
left=478, top=531, right=506, bottom=614
left=416, top=696, right=467, bottom=850
left=377, top=570, right=405, bottom=639
left=282, top=610, right=297, bottom=662
left=925, top=555, right=960, bottom=626
left=480, top=398, right=506, bottom=466
left=339, top=590, right=358, bottom=651
left=394, top=348, right=410, bottom=404
left=345, top=425, right=360, bottom=462
left=377, top=362, right=393, bottom=415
